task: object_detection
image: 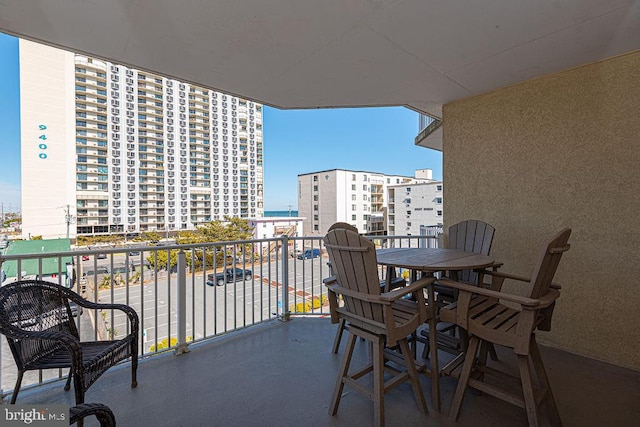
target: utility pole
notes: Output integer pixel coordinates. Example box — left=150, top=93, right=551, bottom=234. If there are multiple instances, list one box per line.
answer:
left=64, top=204, right=75, bottom=239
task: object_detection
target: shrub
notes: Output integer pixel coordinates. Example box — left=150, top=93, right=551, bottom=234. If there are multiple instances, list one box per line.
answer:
left=289, top=302, right=311, bottom=313
left=149, top=336, right=193, bottom=352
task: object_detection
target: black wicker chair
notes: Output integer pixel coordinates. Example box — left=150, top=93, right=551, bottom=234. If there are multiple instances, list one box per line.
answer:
left=0, top=280, right=138, bottom=404
left=70, top=403, right=116, bottom=426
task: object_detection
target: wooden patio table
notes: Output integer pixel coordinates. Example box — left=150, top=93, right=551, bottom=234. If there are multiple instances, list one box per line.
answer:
left=376, top=247, right=495, bottom=412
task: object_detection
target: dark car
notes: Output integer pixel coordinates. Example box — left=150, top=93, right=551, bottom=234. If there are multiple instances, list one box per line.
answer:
left=96, top=253, right=107, bottom=259
left=297, top=248, right=321, bottom=260
left=206, top=268, right=253, bottom=286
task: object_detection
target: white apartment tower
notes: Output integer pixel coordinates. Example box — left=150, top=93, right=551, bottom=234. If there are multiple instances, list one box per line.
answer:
left=298, top=169, right=435, bottom=236
left=20, top=40, right=263, bottom=238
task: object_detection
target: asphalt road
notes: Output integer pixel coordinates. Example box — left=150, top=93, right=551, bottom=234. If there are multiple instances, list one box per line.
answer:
left=95, top=256, right=330, bottom=353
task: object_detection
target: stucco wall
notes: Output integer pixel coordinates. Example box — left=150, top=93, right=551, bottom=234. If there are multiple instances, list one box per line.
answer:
left=443, top=51, right=640, bottom=370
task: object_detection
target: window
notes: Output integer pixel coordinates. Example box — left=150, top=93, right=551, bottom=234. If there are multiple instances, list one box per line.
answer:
left=363, top=185, right=367, bottom=191
left=352, top=184, right=356, bottom=191
left=435, top=197, right=443, bottom=204
left=437, top=210, right=443, bottom=216
left=436, top=185, right=442, bottom=191
left=352, top=215, right=356, bottom=221
left=352, top=174, right=356, bottom=181
left=352, top=195, right=356, bottom=201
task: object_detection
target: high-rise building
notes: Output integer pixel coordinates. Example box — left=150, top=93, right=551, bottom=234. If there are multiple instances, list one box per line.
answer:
left=297, top=168, right=435, bottom=236
left=19, top=40, right=263, bottom=239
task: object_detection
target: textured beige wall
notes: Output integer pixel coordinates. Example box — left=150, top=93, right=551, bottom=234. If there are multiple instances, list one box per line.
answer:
left=443, top=51, right=640, bottom=370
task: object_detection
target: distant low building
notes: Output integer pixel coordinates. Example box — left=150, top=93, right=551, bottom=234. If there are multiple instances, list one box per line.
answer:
left=248, top=216, right=304, bottom=256
left=1, top=238, right=75, bottom=287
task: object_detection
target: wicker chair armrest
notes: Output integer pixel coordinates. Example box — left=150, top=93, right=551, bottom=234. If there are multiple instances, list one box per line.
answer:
left=70, top=402, right=116, bottom=426
left=437, top=278, right=541, bottom=307
left=0, top=325, right=83, bottom=366
left=70, top=298, right=139, bottom=332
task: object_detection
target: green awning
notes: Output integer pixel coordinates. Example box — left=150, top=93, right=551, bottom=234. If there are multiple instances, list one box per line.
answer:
left=2, top=239, right=73, bottom=278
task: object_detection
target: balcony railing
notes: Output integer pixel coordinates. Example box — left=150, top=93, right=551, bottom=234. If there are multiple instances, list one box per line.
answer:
left=0, top=233, right=438, bottom=399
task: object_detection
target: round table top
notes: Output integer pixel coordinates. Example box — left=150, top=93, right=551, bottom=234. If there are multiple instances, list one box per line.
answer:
left=376, top=247, right=494, bottom=271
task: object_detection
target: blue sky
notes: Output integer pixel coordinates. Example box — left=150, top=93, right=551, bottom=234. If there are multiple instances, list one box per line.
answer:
left=0, top=32, right=442, bottom=212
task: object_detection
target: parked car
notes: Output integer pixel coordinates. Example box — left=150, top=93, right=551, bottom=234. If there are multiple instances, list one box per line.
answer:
left=96, top=253, right=107, bottom=259
left=206, top=268, right=253, bottom=286
left=297, top=248, right=321, bottom=260
left=129, top=251, right=141, bottom=256
left=82, top=255, right=90, bottom=261
left=83, top=266, right=110, bottom=277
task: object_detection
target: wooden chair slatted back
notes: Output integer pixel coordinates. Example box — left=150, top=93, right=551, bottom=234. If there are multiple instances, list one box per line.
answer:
left=448, top=220, right=495, bottom=283
left=324, top=229, right=384, bottom=324
left=526, top=228, right=571, bottom=299
left=327, top=222, right=359, bottom=233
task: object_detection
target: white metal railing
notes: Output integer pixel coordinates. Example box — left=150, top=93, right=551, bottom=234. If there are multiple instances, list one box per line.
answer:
left=0, top=233, right=438, bottom=399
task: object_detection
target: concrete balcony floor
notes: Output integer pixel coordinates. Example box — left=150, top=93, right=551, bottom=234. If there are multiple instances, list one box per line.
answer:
left=12, top=317, right=640, bottom=426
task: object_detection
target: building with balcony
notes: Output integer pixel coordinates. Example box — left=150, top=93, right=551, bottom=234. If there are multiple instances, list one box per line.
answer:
left=19, top=40, right=264, bottom=239
left=387, top=181, right=443, bottom=236
left=298, top=168, right=436, bottom=236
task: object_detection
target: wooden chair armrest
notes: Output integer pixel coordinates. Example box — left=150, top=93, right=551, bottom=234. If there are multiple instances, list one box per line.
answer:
left=536, top=288, right=560, bottom=308
left=323, top=276, right=337, bottom=286
left=437, top=278, right=540, bottom=307
left=379, top=276, right=435, bottom=302
left=479, top=269, right=531, bottom=283
left=325, top=282, right=388, bottom=304
left=550, top=282, right=561, bottom=290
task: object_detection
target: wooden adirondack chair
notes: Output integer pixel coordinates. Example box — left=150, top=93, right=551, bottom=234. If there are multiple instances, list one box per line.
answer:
left=421, top=220, right=498, bottom=359
left=323, top=228, right=435, bottom=427
left=326, top=222, right=405, bottom=354
left=439, top=228, right=571, bottom=426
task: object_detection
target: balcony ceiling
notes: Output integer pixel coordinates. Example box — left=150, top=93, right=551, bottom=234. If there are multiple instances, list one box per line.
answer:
left=1, top=1, right=639, bottom=120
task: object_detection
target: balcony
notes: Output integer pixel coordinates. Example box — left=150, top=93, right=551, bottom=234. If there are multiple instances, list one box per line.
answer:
left=1, top=236, right=638, bottom=426
left=7, top=320, right=638, bottom=426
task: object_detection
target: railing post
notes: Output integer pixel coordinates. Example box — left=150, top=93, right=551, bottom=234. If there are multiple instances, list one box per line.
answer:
left=174, top=250, right=190, bottom=355
left=280, top=235, right=290, bottom=321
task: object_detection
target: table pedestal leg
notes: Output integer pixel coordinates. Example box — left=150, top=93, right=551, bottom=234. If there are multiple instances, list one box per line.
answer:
left=427, top=282, right=440, bottom=411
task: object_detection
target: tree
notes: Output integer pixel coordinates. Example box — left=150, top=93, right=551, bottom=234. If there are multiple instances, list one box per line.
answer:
left=146, top=217, right=254, bottom=272
left=198, top=216, right=253, bottom=242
